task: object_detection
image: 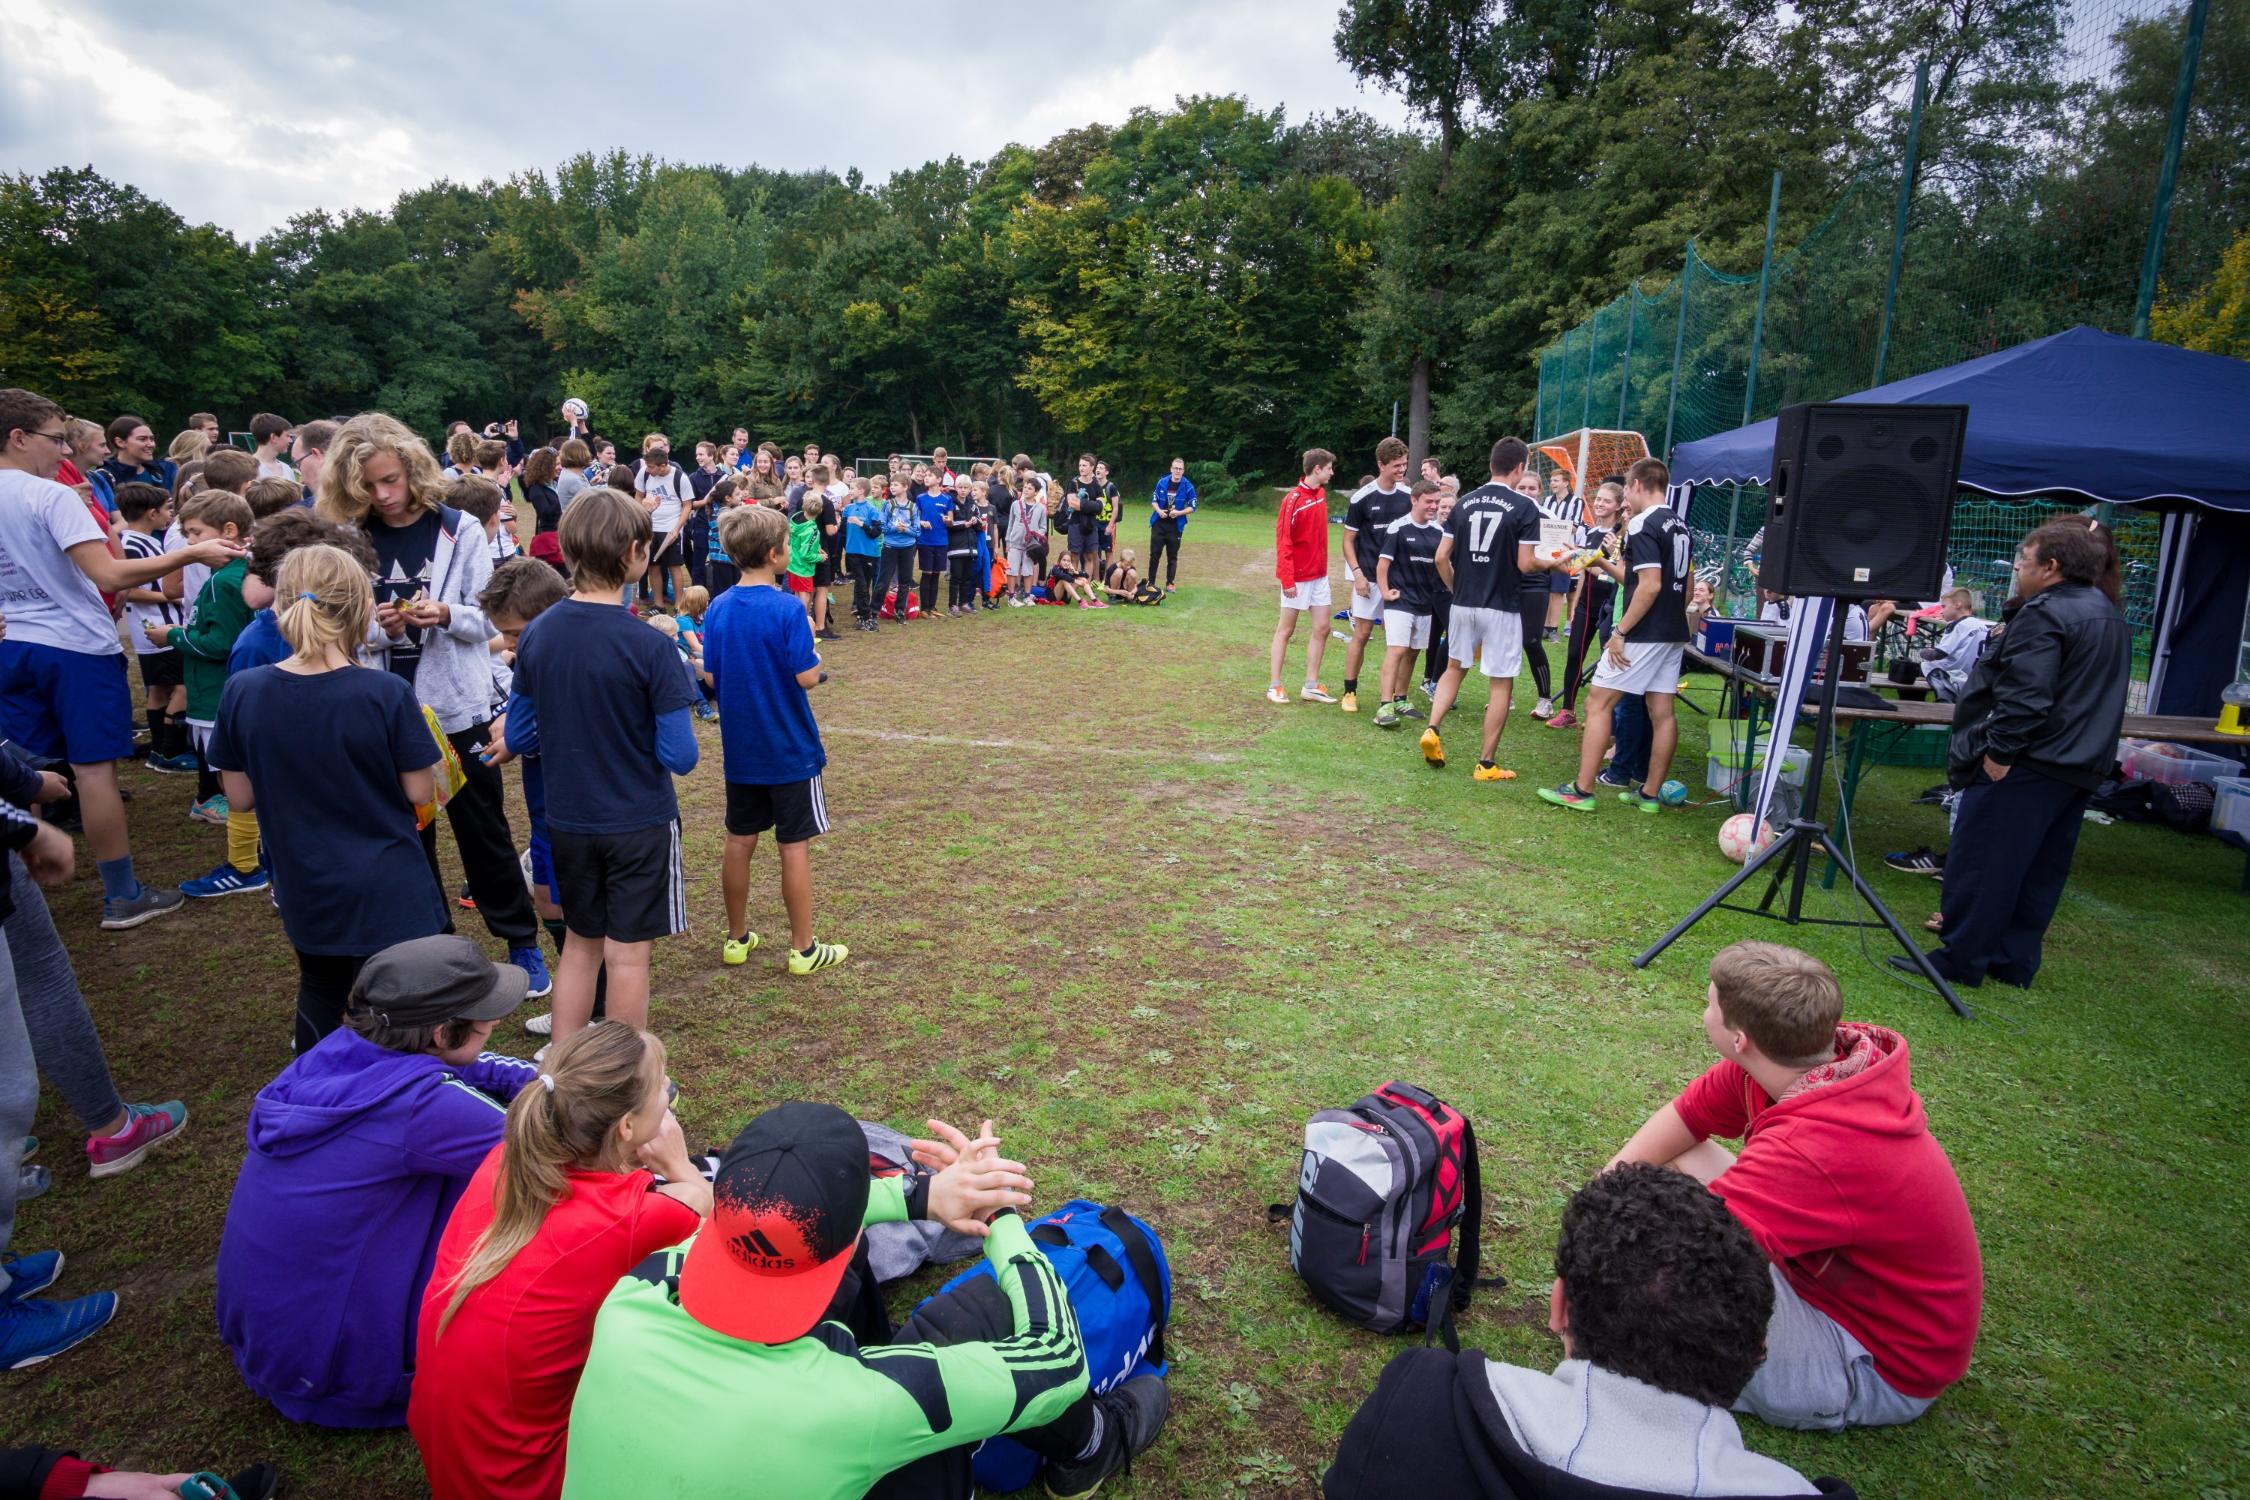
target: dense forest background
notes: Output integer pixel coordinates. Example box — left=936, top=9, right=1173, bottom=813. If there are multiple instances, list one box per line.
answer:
left=2, top=0, right=2242, bottom=493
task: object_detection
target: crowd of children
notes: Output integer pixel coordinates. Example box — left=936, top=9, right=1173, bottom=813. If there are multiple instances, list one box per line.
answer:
left=0, top=388, right=1988, bottom=1499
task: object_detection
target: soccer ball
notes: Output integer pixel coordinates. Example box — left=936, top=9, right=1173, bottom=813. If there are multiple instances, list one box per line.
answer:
left=1658, top=779, right=1689, bottom=806
left=561, top=397, right=588, bottom=422
left=1718, top=812, right=1775, bottom=863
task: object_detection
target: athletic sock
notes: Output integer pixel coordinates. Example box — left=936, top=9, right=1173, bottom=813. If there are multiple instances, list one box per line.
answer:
left=162, top=719, right=189, bottom=758
left=797, top=943, right=817, bottom=957
left=1343, top=677, right=1357, bottom=693
left=145, top=708, right=165, bottom=749
left=226, top=809, right=261, bottom=873
left=1070, top=1404, right=1109, bottom=1463
left=96, top=855, right=140, bottom=903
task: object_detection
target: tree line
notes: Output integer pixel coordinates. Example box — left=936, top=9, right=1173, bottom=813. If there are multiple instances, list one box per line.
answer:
left=1, top=0, right=2240, bottom=495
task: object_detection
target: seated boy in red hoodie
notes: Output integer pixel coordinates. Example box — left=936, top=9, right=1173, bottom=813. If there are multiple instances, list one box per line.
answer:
left=1608, top=941, right=1981, bottom=1431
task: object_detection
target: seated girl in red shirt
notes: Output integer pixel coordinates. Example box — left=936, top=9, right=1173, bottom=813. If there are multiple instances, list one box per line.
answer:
left=409, top=1025, right=710, bottom=1499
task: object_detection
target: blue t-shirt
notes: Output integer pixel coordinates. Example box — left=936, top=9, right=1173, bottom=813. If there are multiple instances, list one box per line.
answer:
left=703, top=582, right=825, bottom=785
left=915, top=491, right=954, bottom=548
left=207, top=665, right=447, bottom=956
left=228, top=609, right=288, bottom=674
left=842, top=500, right=884, bottom=559
left=512, top=601, right=698, bottom=834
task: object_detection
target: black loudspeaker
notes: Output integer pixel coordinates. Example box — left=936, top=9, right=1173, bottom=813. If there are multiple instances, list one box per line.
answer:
left=1762, top=402, right=1968, bottom=601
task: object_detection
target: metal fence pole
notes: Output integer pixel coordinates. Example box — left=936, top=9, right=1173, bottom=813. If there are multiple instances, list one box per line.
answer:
left=1741, top=171, right=1783, bottom=427
left=1663, top=243, right=1693, bottom=456
left=1616, top=289, right=1638, bottom=430
left=1722, top=483, right=1745, bottom=612
left=1581, top=305, right=1601, bottom=431
left=1872, top=60, right=1929, bottom=386
left=2133, top=0, right=2209, bottom=338
left=1532, top=367, right=1544, bottom=442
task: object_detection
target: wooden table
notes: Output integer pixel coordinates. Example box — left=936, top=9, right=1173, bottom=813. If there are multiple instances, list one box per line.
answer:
left=1682, top=647, right=2250, bottom=890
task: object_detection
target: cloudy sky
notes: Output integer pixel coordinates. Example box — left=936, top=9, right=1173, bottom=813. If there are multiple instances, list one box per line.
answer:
left=1, top=0, right=1416, bottom=240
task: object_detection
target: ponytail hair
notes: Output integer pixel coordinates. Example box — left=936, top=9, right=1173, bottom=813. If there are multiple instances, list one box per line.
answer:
left=274, top=544, right=373, bottom=666
left=434, top=1024, right=665, bottom=1338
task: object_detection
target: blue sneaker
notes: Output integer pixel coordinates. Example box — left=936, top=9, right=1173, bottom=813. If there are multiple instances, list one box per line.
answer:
left=0, top=1289, right=119, bottom=1369
left=181, top=860, right=271, bottom=899
left=508, top=944, right=554, bottom=1000
left=2, top=1249, right=63, bottom=1300
left=145, top=751, right=200, bottom=775
left=16, top=1164, right=49, bottom=1201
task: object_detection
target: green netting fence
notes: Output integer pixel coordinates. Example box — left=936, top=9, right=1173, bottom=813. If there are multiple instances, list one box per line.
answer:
left=1534, top=0, right=2231, bottom=703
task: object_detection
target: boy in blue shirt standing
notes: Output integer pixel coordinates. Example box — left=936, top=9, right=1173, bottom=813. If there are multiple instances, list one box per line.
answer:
left=488, top=488, right=697, bottom=1043
left=841, top=478, right=885, bottom=630
left=704, top=505, right=847, bottom=976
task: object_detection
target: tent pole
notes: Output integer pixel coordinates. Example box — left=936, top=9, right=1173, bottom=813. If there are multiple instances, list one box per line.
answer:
left=1663, top=243, right=1693, bottom=457
left=2133, top=0, right=2208, bottom=339
left=1742, top=172, right=1782, bottom=428
left=1872, top=60, right=1928, bottom=387
left=1721, top=482, right=1745, bottom=612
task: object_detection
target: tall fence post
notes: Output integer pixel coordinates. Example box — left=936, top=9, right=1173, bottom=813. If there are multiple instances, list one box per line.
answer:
left=1663, top=243, right=1693, bottom=456
left=1872, top=60, right=1929, bottom=386
left=1722, top=483, right=1745, bottom=611
left=1741, top=171, right=1783, bottom=427
left=1581, top=305, right=1601, bottom=431
left=2133, top=0, right=2209, bottom=338
left=1616, top=289, right=1638, bottom=430
left=1532, top=366, right=1544, bottom=442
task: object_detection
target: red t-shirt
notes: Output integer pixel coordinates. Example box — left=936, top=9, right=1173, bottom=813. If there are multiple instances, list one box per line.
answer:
left=1673, top=1023, right=1982, bottom=1398
left=409, top=1144, right=700, bottom=1499
left=1275, top=483, right=1329, bottom=585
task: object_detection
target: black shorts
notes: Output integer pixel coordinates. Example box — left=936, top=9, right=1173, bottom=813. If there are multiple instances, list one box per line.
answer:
left=813, top=558, right=836, bottom=588
left=724, top=776, right=831, bottom=844
left=135, top=648, right=184, bottom=690
left=549, top=821, right=686, bottom=942
left=651, top=532, right=686, bottom=568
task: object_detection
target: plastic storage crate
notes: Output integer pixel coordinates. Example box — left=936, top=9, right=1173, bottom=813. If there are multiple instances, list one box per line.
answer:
left=2213, top=776, right=2250, bottom=836
left=2119, top=739, right=2237, bottom=787
left=1858, top=722, right=1951, bottom=769
left=1708, top=731, right=1808, bottom=796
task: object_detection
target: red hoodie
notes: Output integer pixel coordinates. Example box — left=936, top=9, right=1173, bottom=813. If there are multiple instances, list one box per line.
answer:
left=1275, top=482, right=1329, bottom=586
left=1673, top=1023, right=1981, bottom=1398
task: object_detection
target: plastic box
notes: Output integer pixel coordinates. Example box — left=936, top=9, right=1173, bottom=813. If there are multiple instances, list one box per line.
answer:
left=1695, top=616, right=1759, bottom=658
left=2213, top=776, right=2250, bottom=836
left=1707, top=731, right=1809, bottom=795
left=2119, top=739, right=2238, bottom=787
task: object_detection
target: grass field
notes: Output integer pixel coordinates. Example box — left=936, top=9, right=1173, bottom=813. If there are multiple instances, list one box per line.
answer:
left=10, top=509, right=2248, bottom=1497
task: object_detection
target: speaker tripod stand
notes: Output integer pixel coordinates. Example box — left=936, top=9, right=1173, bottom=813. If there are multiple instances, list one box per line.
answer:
left=1633, top=604, right=1972, bottom=1018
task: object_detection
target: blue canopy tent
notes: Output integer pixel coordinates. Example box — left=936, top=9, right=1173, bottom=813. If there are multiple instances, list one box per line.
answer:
left=1668, top=326, right=2250, bottom=715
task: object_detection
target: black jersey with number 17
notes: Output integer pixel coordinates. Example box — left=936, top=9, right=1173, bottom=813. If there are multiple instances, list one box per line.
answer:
left=1443, top=482, right=1536, bottom=611
left=1623, top=505, right=1694, bottom=644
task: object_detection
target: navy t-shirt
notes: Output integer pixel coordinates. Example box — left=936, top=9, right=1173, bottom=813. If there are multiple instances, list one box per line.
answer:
left=703, top=582, right=825, bottom=785
left=369, top=509, right=441, bottom=681
left=207, top=665, right=447, bottom=956
left=512, top=601, right=698, bottom=834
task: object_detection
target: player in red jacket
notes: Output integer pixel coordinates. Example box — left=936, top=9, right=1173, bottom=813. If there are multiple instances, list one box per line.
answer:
left=1267, top=448, right=1337, bottom=705
left=1607, top=941, right=1981, bottom=1432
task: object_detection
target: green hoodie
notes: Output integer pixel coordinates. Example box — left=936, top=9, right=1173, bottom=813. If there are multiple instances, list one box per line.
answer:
left=788, top=514, right=822, bottom=579
left=166, top=557, right=253, bottom=721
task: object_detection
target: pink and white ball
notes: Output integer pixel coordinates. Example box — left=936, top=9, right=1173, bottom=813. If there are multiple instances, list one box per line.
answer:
left=1718, top=813, right=1777, bottom=863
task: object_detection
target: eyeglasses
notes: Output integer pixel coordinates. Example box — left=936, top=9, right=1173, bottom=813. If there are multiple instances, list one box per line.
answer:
left=26, top=430, right=70, bottom=448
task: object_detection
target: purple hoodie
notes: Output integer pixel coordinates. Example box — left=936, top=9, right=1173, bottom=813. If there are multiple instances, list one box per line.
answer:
left=214, top=1028, right=537, bottom=1427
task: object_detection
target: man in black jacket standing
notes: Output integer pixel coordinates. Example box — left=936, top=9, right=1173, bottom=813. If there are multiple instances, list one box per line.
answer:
left=1904, top=520, right=2130, bottom=988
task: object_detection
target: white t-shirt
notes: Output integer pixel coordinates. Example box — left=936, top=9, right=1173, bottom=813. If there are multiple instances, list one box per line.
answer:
left=0, top=469, right=121, bottom=655
left=163, top=521, right=209, bottom=627
left=256, top=456, right=296, bottom=482
left=635, top=463, right=691, bottom=535
left=118, top=529, right=181, bottom=653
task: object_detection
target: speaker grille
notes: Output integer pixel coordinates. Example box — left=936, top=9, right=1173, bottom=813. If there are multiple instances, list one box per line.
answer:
left=1797, top=464, right=1943, bottom=588
left=1761, top=402, right=1967, bottom=599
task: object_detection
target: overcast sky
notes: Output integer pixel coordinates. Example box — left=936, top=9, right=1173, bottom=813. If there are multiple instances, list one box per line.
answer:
left=1, top=0, right=1416, bottom=240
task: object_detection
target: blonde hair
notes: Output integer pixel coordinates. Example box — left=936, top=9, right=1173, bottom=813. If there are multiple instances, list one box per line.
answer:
left=649, top=613, right=679, bottom=639
left=719, top=502, right=788, bottom=568
left=167, top=429, right=213, bottom=465
left=317, top=413, right=448, bottom=526
left=678, top=585, right=710, bottom=616
left=274, top=543, right=373, bottom=666
left=435, top=1025, right=664, bottom=1337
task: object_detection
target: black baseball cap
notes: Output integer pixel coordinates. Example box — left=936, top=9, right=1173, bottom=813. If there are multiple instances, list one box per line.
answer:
left=348, top=935, right=528, bottom=1029
left=679, top=1102, right=868, bottom=1344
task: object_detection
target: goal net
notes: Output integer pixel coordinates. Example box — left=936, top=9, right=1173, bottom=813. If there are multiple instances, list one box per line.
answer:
left=1530, top=429, right=1649, bottom=521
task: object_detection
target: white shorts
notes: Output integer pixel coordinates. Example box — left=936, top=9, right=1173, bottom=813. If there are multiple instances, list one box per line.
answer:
left=1447, top=607, right=1524, bottom=678
left=1279, top=576, right=1333, bottom=612
left=1381, top=609, right=1432, bottom=648
left=1348, top=578, right=1385, bottom=622
left=1591, top=640, right=1685, bottom=697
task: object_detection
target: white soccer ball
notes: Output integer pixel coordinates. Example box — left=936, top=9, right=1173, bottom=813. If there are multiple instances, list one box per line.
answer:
left=561, top=397, right=588, bottom=422
left=1718, top=812, right=1776, bottom=864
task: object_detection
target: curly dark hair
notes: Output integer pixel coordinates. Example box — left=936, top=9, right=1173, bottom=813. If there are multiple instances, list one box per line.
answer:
left=1554, top=1163, right=1775, bottom=1407
left=247, top=508, right=376, bottom=586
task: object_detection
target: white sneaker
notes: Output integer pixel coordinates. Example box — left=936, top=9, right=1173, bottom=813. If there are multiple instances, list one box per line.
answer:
left=1533, top=696, right=1554, bottom=719
left=524, top=1011, right=554, bottom=1036
left=1265, top=686, right=1289, bottom=705
left=532, top=1043, right=549, bottom=1064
